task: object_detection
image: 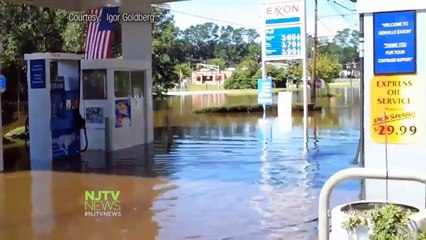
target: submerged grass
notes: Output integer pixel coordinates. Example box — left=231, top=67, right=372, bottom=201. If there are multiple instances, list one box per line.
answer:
left=192, top=103, right=322, bottom=114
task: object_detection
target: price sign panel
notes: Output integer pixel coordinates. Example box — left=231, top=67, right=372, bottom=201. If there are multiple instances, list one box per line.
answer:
left=370, top=75, right=421, bottom=144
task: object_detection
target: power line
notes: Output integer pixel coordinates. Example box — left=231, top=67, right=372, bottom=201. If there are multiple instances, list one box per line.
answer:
left=153, top=4, right=359, bottom=31
left=153, top=5, right=259, bottom=29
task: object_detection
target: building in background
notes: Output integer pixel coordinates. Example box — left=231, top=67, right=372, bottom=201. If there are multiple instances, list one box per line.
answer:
left=340, top=61, right=360, bottom=78
left=191, top=63, right=235, bottom=85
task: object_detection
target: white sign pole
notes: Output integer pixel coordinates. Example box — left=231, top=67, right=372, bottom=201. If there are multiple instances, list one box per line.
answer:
left=301, top=0, right=308, bottom=151
left=261, top=15, right=267, bottom=79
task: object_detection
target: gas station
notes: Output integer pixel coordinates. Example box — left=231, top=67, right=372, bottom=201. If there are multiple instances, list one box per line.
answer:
left=0, top=0, right=426, bottom=238
left=0, top=0, right=172, bottom=169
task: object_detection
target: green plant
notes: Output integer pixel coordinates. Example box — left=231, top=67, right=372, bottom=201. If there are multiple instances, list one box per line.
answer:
left=342, top=204, right=424, bottom=240
left=418, top=231, right=426, bottom=240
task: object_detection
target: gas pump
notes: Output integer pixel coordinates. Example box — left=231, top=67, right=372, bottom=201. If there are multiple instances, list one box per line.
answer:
left=24, top=53, right=87, bottom=168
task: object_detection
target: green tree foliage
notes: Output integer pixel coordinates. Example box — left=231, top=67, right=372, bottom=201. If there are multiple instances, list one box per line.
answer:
left=174, top=63, right=191, bottom=79
left=224, top=59, right=259, bottom=89
left=180, top=23, right=259, bottom=66
left=309, top=54, right=341, bottom=94
left=313, top=55, right=341, bottom=84
left=318, top=28, right=359, bottom=63
left=252, top=65, right=287, bottom=87
left=61, top=19, right=86, bottom=53
left=0, top=3, right=70, bottom=67
left=151, top=7, right=180, bottom=96
left=207, top=58, right=226, bottom=70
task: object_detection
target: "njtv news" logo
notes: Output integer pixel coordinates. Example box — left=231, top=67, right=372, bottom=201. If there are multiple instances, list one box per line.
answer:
left=84, top=190, right=121, bottom=217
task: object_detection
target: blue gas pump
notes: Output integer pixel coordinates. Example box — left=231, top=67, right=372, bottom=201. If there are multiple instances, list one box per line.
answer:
left=50, top=77, right=81, bottom=158
left=24, top=53, right=87, bottom=167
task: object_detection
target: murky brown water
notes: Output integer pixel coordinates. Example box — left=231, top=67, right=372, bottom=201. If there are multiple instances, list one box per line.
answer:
left=1, top=87, right=361, bottom=239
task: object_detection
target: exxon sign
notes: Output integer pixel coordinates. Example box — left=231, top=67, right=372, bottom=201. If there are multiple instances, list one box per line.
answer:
left=263, top=0, right=303, bottom=26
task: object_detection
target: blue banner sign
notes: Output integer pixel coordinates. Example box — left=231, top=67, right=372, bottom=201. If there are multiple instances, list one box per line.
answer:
left=266, top=26, right=302, bottom=59
left=30, top=59, right=46, bottom=89
left=0, top=74, right=6, bottom=93
left=374, top=10, right=416, bottom=75
left=258, top=78, right=273, bottom=106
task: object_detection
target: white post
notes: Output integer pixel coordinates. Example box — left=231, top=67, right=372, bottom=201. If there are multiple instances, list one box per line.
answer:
left=262, top=61, right=267, bottom=79
left=301, top=0, right=309, bottom=150
left=261, top=16, right=267, bottom=79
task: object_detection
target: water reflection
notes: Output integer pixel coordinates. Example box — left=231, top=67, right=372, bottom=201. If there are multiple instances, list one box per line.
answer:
left=1, top=88, right=361, bottom=239
left=0, top=171, right=166, bottom=239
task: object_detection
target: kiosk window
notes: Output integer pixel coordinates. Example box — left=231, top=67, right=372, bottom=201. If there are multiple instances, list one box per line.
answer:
left=131, top=71, right=145, bottom=98
left=114, top=71, right=131, bottom=98
left=82, top=69, right=107, bottom=99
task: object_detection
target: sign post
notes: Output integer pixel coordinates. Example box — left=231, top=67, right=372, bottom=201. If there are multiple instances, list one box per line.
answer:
left=258, top=78, right=273, bottom=119
left=261, top=0, right=307, bottom=146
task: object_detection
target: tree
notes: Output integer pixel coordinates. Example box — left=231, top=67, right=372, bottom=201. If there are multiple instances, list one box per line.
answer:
left=207, top=58, right=226, bottom=70
left=330, top=28, right=359, bottom=63
left=61, top=14, right=86, bottom=53
left=224, top=59, right=259, bottom=89
left=174, top=63, right=191, bottom=80
left=0, top=3, right=86, bottom=102
left=333, top=28, right=355, bottom=48
left=0, top=3, right=69, bottom=68
left=311, top=54, right=341, bottom=94
left=151, top=7, right=180, bottom=97
left=287, top=61, right=303, bottom=87
left=252, top=64, right=287, bottom=87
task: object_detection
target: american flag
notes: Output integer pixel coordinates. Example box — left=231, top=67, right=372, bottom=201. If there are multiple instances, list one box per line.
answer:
left=84, top=7, right=119, bottom=59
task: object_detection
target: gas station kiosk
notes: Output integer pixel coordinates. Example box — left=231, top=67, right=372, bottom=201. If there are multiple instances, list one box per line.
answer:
left=25, top=52, right=152, bottom=168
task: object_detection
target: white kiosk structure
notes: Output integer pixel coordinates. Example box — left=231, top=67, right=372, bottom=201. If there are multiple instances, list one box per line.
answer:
left=80, top=59, right=151, bottom=153
left=0, top=0, right=162, bottom=172
left=24, top=53, right=153, bottom=168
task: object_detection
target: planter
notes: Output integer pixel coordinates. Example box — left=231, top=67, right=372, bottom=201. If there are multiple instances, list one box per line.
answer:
left=330, top=201, right=426, bottom=240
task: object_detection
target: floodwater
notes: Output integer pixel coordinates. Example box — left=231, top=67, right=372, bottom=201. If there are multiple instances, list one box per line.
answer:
left=1, top=87, right=361, bottom=239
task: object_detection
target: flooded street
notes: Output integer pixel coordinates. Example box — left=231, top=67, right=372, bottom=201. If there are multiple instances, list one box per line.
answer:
left=1, top=87, right=361, bottom=239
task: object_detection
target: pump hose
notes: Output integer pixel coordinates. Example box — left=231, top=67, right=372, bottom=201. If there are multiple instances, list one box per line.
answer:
left=80, top=124, right=89, bottom=152
left=76, top=112, right=89, bottom=152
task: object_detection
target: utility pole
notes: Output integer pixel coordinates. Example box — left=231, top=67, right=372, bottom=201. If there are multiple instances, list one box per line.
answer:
left=311, top=0, right=318, bottom=103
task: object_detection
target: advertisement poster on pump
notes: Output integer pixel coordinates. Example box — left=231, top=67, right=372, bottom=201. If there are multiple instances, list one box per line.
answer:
left=115, top=99, right=131, bottom=128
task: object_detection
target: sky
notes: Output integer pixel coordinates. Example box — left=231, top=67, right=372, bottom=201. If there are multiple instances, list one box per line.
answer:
left=167, top=0, right=358, bottom=39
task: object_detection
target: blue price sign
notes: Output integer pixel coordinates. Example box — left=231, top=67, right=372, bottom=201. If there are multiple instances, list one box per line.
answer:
left=0, top=74, right=6, bottom=93
left=30, top=59, right=46, bottom=89
left=265, top=26, right=302, bottom=60
left=258, top=78, right=273, bottom=106
left=374, top=10, right=416, bottom=75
